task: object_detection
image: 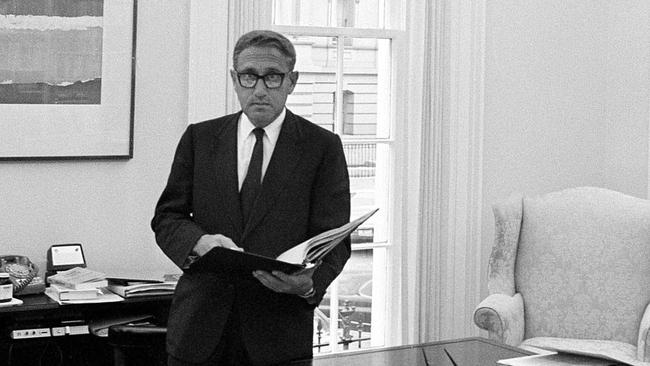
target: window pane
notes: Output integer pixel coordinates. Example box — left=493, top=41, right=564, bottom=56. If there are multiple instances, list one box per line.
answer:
left=347, top=142, right=376, bottom=240
left=286, top=36, right=391, bottom=138
left=346, top=142, right=388, bottom=244
left=315, top=248, right=374, bottom=353
left=274, top=0, right=330, bottom=27
left=341, top=38, right=390, bottom=138
left=274, top=0, right=403, bottom=29
left=286, top=36, right=336, bottom=132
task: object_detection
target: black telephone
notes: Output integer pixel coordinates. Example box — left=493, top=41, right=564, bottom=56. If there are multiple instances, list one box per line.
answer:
left=0, top=255, right=44, bottom=295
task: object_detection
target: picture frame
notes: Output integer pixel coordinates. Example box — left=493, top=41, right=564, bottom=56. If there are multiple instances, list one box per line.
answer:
left=0, top=0, right=137, bottom=160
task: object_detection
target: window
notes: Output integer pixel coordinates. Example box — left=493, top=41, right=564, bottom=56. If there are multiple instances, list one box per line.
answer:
left=273, top=0, right=404, bottom=354
left=191, top=0, right=485, bottom=346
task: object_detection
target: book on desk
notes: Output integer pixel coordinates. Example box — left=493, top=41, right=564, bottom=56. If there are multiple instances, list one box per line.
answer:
left=45, top=285, right=123, bottom=305
left=106, top=279, right=176, bottom=298
left=47, top=267, right=108, bottom=290
left=46, top=283, right=101, bottom=301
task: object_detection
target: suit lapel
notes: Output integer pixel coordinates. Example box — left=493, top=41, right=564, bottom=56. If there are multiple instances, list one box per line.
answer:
left=212, top=113, right=244, bottom=236
left=241, top=111, right=303, bottom=241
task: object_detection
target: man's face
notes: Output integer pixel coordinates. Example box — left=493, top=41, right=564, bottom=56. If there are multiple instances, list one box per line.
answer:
left=230, top=46, right=298, bottom=128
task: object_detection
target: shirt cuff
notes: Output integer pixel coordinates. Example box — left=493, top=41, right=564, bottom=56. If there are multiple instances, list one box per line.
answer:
left=181, top=254, right=199, bottom=269
left=298, top=286, right=316, bottom=299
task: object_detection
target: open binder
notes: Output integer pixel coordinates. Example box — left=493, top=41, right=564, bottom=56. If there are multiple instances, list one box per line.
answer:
left=190, top=208, right=378, bottom=277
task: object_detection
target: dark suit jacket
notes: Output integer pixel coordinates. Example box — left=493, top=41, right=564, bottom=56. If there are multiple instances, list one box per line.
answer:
left=151, top=110, right=351, bottom=365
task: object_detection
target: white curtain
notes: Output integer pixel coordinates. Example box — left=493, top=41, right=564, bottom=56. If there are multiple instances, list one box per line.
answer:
left=395, top=0, right=486, bottom=345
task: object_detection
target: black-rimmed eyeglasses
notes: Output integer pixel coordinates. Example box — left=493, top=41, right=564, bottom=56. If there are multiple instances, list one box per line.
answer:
left=236, top=72, right=286, bottom=89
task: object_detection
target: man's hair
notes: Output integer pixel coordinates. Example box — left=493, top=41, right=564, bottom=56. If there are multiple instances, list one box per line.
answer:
left=233, top=30, right=296, bottom=71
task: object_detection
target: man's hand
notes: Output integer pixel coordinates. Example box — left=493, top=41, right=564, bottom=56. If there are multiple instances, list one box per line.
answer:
left=193, top=234, right=243, bottom=257
left=253, top=269, right=314, bottom=296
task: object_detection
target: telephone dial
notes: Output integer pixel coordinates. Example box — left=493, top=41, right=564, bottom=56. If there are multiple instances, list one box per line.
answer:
left=0, top=255, right=45, bottom=295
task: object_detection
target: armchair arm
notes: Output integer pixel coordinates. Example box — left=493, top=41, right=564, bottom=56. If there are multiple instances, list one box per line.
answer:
left=474, top=293, right=524, bottom=346
left=637, top=302, right=650, bottom=362
left=488, top=194, right=523, bottom=295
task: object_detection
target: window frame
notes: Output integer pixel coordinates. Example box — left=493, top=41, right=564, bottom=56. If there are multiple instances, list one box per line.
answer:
left=272, top=23, right=405, bottom=353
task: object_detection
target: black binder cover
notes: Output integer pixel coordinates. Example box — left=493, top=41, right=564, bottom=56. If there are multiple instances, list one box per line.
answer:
left=189, top=247, right=306, bottom=277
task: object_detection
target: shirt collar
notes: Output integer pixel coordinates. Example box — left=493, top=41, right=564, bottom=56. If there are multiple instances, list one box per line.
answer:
left=240, top=108, right=286, bottom=144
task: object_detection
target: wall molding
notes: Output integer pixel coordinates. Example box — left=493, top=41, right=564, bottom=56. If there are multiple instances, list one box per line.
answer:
left=409, top=0, right=486, bottom=342
left=187, top=0, right=229, bottom=122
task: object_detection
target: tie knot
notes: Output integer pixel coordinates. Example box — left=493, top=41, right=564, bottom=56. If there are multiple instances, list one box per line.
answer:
left=253, top=128, right=265, bottom=141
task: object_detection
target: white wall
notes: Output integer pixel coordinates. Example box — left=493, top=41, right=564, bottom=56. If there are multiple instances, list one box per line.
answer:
left=0, top=1, right=205, bottom=279
left=481, top=1, right=650, bottom=293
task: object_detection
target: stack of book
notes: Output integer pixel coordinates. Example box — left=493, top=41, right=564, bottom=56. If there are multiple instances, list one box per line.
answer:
left=45, top=267, right=113, bottom=303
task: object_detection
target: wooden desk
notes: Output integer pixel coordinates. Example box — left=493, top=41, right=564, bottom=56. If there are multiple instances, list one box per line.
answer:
left=293, top=337, right=533, bottom=366
left=1, top=295, right=529, bottom=366
left=0, top=293, right=172, bottom=366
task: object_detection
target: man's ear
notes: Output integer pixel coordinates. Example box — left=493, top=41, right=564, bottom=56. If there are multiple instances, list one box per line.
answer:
left=287, top=71, right=299, bottom=93
left=230, top=69, right=238, bottom=86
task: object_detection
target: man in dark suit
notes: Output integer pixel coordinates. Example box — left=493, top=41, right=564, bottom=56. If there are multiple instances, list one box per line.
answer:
left=152, top=30, right=351, bottom=366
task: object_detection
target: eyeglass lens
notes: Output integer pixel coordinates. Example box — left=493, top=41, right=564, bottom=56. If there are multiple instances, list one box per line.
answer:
left=238, top=73, right=284, bottom=89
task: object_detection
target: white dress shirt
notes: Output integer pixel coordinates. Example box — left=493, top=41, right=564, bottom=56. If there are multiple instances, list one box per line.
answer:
left=237, top=108, right=285, bottom=191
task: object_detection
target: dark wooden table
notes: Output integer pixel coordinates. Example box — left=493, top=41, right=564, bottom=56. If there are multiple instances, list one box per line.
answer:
left=292, top=337, right=533, bottom=366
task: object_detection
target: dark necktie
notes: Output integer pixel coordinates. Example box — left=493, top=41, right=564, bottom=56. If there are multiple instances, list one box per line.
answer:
left=240, top=128, right=265, bottom=225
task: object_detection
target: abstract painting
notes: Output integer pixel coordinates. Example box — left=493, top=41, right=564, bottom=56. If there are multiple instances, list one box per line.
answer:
left=0, top=0, right=136, bottom=159
left=0, top=0, right=103, bottom=104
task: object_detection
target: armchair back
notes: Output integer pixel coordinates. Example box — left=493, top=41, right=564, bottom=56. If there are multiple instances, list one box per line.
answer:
left=514, top=187, right=650, bottom=345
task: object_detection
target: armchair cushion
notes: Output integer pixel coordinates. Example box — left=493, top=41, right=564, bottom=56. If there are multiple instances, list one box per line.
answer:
left=474, top=293, right=524, bottom=346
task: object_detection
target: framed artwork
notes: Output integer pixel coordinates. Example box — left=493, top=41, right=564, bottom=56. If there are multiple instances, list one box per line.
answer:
left=0, top=0, right=137, bottom=160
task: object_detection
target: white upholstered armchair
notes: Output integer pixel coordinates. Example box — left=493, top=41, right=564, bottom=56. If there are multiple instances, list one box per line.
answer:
left=473, top=187, right=650, bottom=364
